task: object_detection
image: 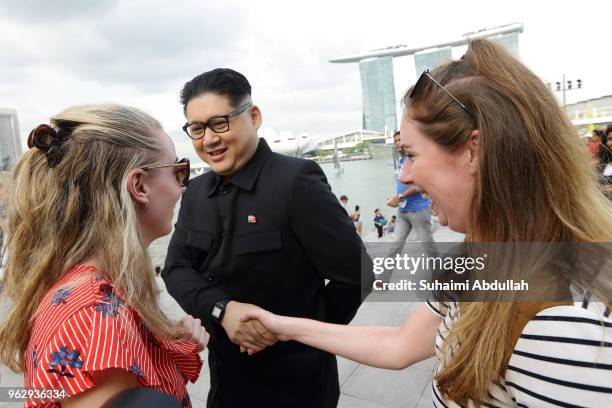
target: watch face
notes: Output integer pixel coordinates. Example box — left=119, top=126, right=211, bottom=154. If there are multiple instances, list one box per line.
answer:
left=212, top=306, right=222, bottom=319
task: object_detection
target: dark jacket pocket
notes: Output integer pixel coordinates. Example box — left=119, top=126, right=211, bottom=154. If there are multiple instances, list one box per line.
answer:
left=185, top=229, right=213, bottom=252
left=234, top=229, right=282, bottom=255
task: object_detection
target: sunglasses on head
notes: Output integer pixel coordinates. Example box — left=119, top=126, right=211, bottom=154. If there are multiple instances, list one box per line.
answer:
left=410, top=69, right=475, bottom=118
left=141, top=158, right=190, bottom=187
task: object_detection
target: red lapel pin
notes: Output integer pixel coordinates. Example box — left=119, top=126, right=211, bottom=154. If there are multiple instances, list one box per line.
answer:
left=247, top=215, right=257, bottom=224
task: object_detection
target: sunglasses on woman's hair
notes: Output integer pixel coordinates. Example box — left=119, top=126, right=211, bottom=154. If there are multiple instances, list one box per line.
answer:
left=410, top=69, right=475, bottom=118
left=141, top=158, right=190, bottom=187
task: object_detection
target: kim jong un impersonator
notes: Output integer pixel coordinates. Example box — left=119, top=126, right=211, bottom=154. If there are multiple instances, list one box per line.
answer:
left=162, top=68, right=374, bottom=408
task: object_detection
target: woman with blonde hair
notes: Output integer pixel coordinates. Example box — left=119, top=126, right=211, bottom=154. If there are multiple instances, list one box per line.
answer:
left=241, top=40, right=612, bottom=407
left=0, top=104, right=207, bottom=407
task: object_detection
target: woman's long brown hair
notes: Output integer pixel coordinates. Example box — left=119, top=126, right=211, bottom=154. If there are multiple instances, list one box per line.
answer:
left=404, top=39, right=612, bottom=405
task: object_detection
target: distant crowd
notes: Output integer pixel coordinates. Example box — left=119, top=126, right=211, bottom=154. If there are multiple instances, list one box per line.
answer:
left=586, top=124, right=612, bottom=198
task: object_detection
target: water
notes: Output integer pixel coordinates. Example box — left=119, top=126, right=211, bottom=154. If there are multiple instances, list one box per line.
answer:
left=148, top=155, right=398, bottom=268
left=319, top=157, right=397, bottom=232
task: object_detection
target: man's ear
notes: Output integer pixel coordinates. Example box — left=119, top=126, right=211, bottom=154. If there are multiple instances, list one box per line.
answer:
left=127, top=168, right=149, bottom=207
left=467, top=129, right=480, bottom=175
left=250, top=105, right=263, bottom=130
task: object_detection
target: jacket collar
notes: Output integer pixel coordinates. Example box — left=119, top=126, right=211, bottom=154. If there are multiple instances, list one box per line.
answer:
left=208, top=138, right=271, bottom=197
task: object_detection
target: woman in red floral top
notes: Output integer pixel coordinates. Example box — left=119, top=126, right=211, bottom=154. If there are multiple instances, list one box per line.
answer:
left=0, top=104, right=206, bottom=407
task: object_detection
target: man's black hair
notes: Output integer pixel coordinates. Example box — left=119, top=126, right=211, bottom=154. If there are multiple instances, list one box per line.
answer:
left=180, top=68, right=251, bottom=114
left=393, top=130, right=400, bottom=137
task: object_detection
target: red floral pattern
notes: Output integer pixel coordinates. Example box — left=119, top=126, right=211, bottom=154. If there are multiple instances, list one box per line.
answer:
left=24, top=265, right=202, bottom=407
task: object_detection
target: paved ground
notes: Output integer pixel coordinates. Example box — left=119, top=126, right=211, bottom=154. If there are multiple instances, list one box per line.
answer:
left=0, top=226, right=463, bottom=408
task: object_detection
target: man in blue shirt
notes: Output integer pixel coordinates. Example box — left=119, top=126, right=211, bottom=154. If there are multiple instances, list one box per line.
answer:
left=384, top=131, right=435, bottom=282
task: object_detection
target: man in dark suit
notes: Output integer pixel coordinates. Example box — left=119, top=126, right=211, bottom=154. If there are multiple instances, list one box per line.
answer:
left=162, top=68, right=374, bottom=408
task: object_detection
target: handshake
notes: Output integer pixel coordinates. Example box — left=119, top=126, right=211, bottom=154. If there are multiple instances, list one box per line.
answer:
left=221, top=301, right=287, bottom=355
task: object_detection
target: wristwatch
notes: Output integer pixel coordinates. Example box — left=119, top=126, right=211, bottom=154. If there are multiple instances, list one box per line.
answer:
left=397, top=194, right=405, bottom=201
left=211, top=299, right=230, bottom=324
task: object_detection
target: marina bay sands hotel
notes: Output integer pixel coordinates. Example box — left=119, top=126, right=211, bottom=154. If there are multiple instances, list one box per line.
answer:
left=329, top=23, right=523, bottom=135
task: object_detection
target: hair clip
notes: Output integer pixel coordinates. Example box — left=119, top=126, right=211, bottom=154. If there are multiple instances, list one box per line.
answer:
left=27, top=124, right=64, bottom=167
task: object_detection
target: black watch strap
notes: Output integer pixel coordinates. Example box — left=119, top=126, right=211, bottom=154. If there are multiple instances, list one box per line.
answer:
left=211, top=299, right=230, bottom=324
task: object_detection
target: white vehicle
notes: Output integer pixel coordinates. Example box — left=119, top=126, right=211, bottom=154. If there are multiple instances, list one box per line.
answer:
left=261, top=128, right=323, bottom=156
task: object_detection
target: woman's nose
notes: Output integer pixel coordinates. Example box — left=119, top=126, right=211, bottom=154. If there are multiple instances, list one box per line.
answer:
left=399, top=159, right=413, bottom=184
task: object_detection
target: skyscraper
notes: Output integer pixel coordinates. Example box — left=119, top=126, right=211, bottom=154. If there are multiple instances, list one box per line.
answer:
left=330, top=23, right=524, bottom=133
left=0, top=109, right=22, bottom=170
left=359, top=56, right=397, bottom=134
left=414, top=47, right=453, bottom=76
left=490, top=32, right=519, bottom=58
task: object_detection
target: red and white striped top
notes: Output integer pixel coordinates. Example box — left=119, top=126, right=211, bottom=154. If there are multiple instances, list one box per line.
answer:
left=24, top=265, right=203, bottom=407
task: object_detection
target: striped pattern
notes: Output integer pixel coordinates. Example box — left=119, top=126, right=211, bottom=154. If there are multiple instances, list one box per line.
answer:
left=24, top=265, right=202, bottom=407
left=426, top=299, right=612, bottom=407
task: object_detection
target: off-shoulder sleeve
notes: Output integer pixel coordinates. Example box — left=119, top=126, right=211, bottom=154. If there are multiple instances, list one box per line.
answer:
left=30, top=301, right=160, bottom=400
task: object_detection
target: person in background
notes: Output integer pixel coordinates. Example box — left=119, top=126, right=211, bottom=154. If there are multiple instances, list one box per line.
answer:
left=599, top=126, right=612, bottom=198
left=373, top=208, right=386, bottom=239
left=588, top=128, right=603, bottom=158
left=382, top=130, right=435, bottom=282
left=339, top=194, right=349, bottom=216
left=352, top=205, right=363, bottom=236
left=0, top=104, right=206, bottom=408
left=386, top=131, right=434, bottom=244
left=386, top=214, right=397, bottom=236
left=598, top=125, right=612, bottom=169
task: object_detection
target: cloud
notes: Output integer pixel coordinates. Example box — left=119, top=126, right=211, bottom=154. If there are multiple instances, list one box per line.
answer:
left=0, top=0, right=249, bottom=92
left=0, top=0, right=115, bottom=23
left=2, top=0, right=612, bottom=152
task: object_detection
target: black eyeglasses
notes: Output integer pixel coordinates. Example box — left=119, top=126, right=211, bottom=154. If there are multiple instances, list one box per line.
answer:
left=142, top=158, right=190, bottom=187
left=410, top=69, right=475, bottom=118
left=182, top=103, right=252, bottom=140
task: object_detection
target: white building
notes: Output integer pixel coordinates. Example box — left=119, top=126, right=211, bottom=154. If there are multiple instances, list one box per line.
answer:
left=329, top=23, right=524, bottom=136
left=315, top=130, right=386, bottom=151
left=0, top=109, right=22, bottom=170
left=564, top=95, right=612, bottom=134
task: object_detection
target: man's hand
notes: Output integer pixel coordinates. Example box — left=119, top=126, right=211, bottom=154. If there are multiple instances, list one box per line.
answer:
left=221, top=301, right=278, bottom=353
left=387, top=195, right=401, bottom=207
left=240, top=309, right=291, bottom=355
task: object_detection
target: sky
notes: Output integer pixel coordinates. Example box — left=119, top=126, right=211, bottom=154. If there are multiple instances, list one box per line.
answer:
left=1, top=0, right=610, bottom=164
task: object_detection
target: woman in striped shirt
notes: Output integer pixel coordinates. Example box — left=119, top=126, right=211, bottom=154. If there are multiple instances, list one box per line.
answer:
left=241, top=39, right=612, bottom=407
left=0, top=105, right=207, bottom=407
